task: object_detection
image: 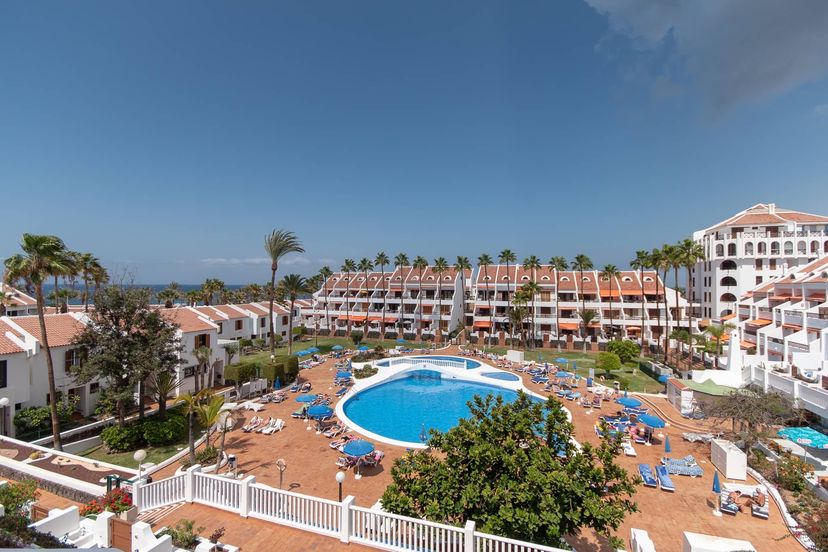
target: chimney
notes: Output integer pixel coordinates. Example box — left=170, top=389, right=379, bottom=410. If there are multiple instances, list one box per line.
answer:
left=768, top=203, right=776, bottom=214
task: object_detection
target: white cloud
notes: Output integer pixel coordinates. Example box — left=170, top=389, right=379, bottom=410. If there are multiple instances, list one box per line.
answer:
left=585, top=0, right=828, bottom=113
left=201, top=257, right=271, bottom=266
left=280, top=255, right=311, bottom=266
left=317, top=257, right=337, bottom=265
left=815, top=104, right=828, bottom=117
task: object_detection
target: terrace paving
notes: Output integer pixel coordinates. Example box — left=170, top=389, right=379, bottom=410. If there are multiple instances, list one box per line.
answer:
left=150, top=347, right=802, bottom=552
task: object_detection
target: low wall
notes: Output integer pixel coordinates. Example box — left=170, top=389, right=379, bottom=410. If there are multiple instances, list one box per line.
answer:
left=61, top=435, right=102, bottom=455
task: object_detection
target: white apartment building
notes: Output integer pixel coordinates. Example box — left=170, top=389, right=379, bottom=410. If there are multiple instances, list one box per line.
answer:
left=305, top=266, right=471, bottom=341
left=0, top=283, right=38, bottom=317
left=471, top=265, right=688, bottom=346
left=236, top=302, right=291, bottom=342
left=157, top=307, right=224, bottom=394
left=691, top=203, right=828, bottom=320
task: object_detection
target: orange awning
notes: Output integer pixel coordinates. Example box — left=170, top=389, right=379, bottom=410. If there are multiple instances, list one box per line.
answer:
left=599, top=289, right=621, bottom=298
left=626, top=326, right=641, bottom=331
left=770, top=295, right=792, bottom=301
left=367, top=316, right=383, bottom=322
left=720, top=313, right=737, bottom=321
left=746, top=319, right=772, bottom=327
left=740, top=340, right=755, bottom=349
left=559, top=323, right=578, bottom=331
left=473, top=320, right=492, bottom=328
left=343, top=313, right=367, bottom=322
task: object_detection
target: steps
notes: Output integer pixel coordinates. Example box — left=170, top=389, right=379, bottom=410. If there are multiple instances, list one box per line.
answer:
left=138, top=502, right=186, bottom=526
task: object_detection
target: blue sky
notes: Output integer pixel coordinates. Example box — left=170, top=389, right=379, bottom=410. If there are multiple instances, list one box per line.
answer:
left=2, top=1, right=827, bottom=283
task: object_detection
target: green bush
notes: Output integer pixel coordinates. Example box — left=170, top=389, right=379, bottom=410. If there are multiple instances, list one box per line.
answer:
left=180, top=446, right=219, bottom=470
left=142, top=414, right=186, bottom=447
left=606, top=340, right=640, bottom=364
left=350, top=330, right=364, bottom=346
left=777, top=455, right=811, bottom=493
left=596, top=352, right=622, bottom=373
left=159, top=519, right=204, bottom=549
left=354, top=364, right=378, bottom=379
left=101, top=424, right=145, bottom=452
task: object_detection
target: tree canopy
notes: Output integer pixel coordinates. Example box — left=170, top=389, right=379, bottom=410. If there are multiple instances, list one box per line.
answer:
left=381, top=393, right=637, bottom=548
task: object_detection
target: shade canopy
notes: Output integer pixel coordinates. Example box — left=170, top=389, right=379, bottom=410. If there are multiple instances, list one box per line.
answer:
left=396, top=338, right=406, bottom=343
left=658, top=375, right=670, bottom=383
left=554, top=358, right=569, bottom=364
left=777, top=427, right=828, bottom=449
left=617, top=397, right=642, bottom=408
left=358, top=345, right=370, bottom=351
left=638, top=414, right=666, bottom=428
left=306, top=347, right=320, bottom=353
left=555, top=371, right=572, bottom=379
left=331, top=345, right=344, bottom=351
left=712, top=471, right=721, bottom=493
left=342, top=439, right=375, bottom=457
left=306, top=405, right=334, bottom=419
left=295, top=394, right=318, bottom=403
left=664, top=436, right=672, bottom=453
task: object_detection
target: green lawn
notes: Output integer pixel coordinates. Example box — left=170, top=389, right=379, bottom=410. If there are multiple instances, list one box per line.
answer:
left=238, top=336, right=420, bottom=365
left=81, top=442, right=186, bottom=470
left=476, top=346, right=664, bottom=393
left=682, top=379, right=735, bottom=396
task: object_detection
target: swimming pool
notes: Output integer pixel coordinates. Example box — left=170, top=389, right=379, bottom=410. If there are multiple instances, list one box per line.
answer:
left=341, top=370, right=521, bottom=444
left=375, top=355, right=482, bottom=369
left=481, top=371, right=520, bottom=382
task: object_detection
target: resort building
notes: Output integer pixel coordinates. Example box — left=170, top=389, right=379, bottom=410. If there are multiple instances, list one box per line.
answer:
left=470, top=265, right=689, bottom=346
left=304, top=266, right=471, bottom=340
left=157, top=307, right=224, bottom=394
left=235, top=302, right=291, bottom=342
left=0, top=283, right=38, bottom=317
left=691, top=203, right=828, bottom=320
left=195, top=304, right=253, bottom=342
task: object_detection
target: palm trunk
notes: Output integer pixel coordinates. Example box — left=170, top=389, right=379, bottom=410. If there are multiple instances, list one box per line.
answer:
left=640, top=267, right=645, bottom=346
left=138, top=378, right=146, bottom=420
left=83, top=274, right=90, bottom=312
left=418, top=272, right=423, bottom=339
left=35, top=285, right=62, bottom=451
left=345, top=272, right=351, bottom=336
left=609, top=279, right=614, bottom=340
left=188, top=412, right=196, bottom=464
left=269, top=265, right=277, bottom=351
left=437, top=278, right=442, bottom=342
left=505, top=262, right=511, bottom=341
left=555, top=272, right=561, bottom=351
left=288, top=298, right=295, bottom=353
left=380, top=264, right=386, bottom=339
left=661, top=267, right=670, bottom=363
left=324, top=279, right=330, bottom=336
left=215, top=424, right=227, bottom=472
left=485, top=266, right=493, bottom=347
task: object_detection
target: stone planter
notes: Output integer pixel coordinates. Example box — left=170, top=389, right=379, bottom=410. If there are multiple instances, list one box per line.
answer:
left=194, top=537, right=239, bottom=552
left=119, top=506, right=138, bottom=522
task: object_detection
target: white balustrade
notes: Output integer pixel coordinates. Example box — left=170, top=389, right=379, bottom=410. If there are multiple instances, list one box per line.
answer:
left=249, top=483, right=341, bottom=537
left=138, top=474, right=186, bottom=511
left=474, top=531, right=569, bottom=552
left=193, top=473, right=241, bottom=513
left=350, top=505, right=466, bottom=552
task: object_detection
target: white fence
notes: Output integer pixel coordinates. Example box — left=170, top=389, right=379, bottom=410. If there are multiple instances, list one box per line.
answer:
left=133, top=466, right=569, bottom=552
left=386, top=357, right=467, bottom=370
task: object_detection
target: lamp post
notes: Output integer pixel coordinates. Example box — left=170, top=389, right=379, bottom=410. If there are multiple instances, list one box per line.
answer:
left=335, top=471, right=345, bottom=502
left=276, top=458, right=286, bottom=490
left=0, top=397, right=9, bottom=436
left=134, top=449, right=147, bottom=482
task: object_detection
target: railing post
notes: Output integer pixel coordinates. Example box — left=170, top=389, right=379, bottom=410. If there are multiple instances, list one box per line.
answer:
left=340, top=495, right=354, bottom=543
left=464, top=520, right=475, bottom=552
left=239, top=475, right=256, bottom=518
left=132, top=479, right=142, bottom=511
left=184, top=464, right=201, bottom=503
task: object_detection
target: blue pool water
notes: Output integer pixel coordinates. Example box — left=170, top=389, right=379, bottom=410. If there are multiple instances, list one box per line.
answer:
left=343, top=370, right=519, bottom=443
left=376, top=355, right=482, bottom=369
left=481, top=371, right=520, bottom=382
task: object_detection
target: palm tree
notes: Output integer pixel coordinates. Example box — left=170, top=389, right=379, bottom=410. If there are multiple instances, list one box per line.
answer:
left=520, top=281, right=541, bottom=348
left=600, top=264, right=620, bottom=339
left=91, top=263, right=109, bottom=297
left=454, top=256, right=472, bottom=340
left=394, top=253, right=409, bottom=336
left=704, top=323, right=735, bottom=369
left=157, top=288, right=180, bottom=308
left=197, top=392, right=226, bottom=448
left=577, top=309, right=598, bottom=351
left=630, top=250, right=649, bottom=344
left=522, top=256, right=542, bottom=344
left=48, top=288, right=76, bottom=313
left=193, top=346, right=213, bottom=392
left=549, top=256, right=568, bottom=350
left=319, top=266, right=333, bottom=336
left=509, top=301, right=529, bottom=349
left=648, top=248, right=664, bottom=358
left=180, top=390, right=209, bottom=465
left=341, top=259, right=357, bottom=335
left=667, top=244, right=684, bottom=361
left=185, top=289, right=203, bottom=307
left=571, top=254, right=593, bottom=317
left=412, top=256, right=428, bottom=338
left=498, top=250, right=517, bottom=338
left=4, top=234, right=74, bottom=450
left=148, top=369, right=180, bottom=421
left=279, top=274, right=309, bottom=354
left=264, top=230, right=304, bottom=352
left=76, top=253, right=103, bottom=312
left=677, top=238, right=705, bottom=339
left=478, top=254, right=494, bottom=346
left=433, top=257, right=449, bottom=341
left=47, top=248, right=77, bottom=312
left=200, top=278, right=224, bottom=307
left=375, top=252, right=390, bottom=338
left=358, top=258, right=374, bottom=336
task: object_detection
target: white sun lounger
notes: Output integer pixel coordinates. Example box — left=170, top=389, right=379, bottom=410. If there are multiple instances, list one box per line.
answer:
left=622, top=441, right=637, bottom=457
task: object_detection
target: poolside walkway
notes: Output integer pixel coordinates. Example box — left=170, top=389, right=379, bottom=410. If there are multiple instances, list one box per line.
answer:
left=146, top=346, right=802, bottom=552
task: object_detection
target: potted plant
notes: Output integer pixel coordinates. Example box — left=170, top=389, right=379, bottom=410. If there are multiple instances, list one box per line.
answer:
left=208, top=527, right=226, bottom=552
left=80, top=488, right=137, bottom=522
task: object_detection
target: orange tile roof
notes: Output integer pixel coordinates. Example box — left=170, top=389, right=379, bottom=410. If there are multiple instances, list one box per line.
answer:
left=720, top=313, right=737, bottom=321
left=708, top=203, right=828, bottom=231
left=196, top=305, right=247, bottom=320
left=1, top=283, right=37, bottom=306
left=10, top=314, right=86, bottom=347
left=746, top=319, right=772, bottom=327
left=0, top=321, right=25, bottom=355
left=159, top=308, right=217, bottom=333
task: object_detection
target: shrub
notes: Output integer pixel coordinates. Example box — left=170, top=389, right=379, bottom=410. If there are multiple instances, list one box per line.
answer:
left=596, top=352, right=622, bottom=373
left=80, top=488, right=133, bottom=516
left=142, top=414, right=186, bottom=447
left=181, top=446, right=220, bottom=470
left=252, top=338, right=265, bottom=349
left=606, top=340, right=640, bottom=364
left=354, top=364, right=378, bottom=379
left=777, top=454, right=812, bottom=493
left=101, top=424, right=145, bottom=452
left=0, top=480, right=39, bottom=516
left=159, top=519, right=204, bottom=549
left=350, top=331, right=364, bottom=346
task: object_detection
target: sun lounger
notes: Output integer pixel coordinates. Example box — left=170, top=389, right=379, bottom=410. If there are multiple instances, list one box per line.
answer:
left=638, top=464, right=657, bottom=488
left=300, top=382, right=312, bottom=393
left=682, top=432, right=714, bottom=443
left=256, top=417, right=275, bottom=433
left=592, top=398, right=602, bottom=409
left=655, top=465, right=675, bottom=492
left=580, top=397, right=591, bottom=407
left=335, top=456, right=357, bottom=469
left=568, top=392, right=581, bottom=401
left=751, top=499, right=769, bottom=519
left=242, top=416, right=262, bottom=432
left=665, top=464, right=703, bottom=477
left=622, top=441, right=637, bottom=457
left=335, top=387, right=348, bottom=397
left=719, top=492, right=740, bottom=515
left=324, top=424, right=345, bottom=438
left=262, top=419, right=285, bottom=435
left=290, top=405, right=308, bottom=419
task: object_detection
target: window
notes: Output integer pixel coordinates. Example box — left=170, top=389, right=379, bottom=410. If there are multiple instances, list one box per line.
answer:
left=720, top=260, right=736, bottom=270
left=216, top=322, right=224, bottom=334
left=755, top=259, right=763, bottom=270
left=784, top=241, right=793, bottom=255
left=235, top=320, right=243, bottom=331
left=758, top=242, right=767, bottom=255
left=0, top=360, right=6, bottom=389
left=260, top=318, right=266, bottom=328
left=184, top=366, right=196, bottom=378
left=798, top=241, right=807, bottom=255
left=755, top=276, right=763, bottom=285
left=744, top=242, right=754, bottom=255
left=715, top=244, right=724, bottom=256
left=64, top=349, right=82, bottom=373
left=282, top=316, right=288, bottom=325
left=90, top=382, right=100, bottom=394
left=720, top=276, right=737, bottom=286
left=727, top=243, right=736, bottom=256
left=770, top=259, right=777, bottom=270
left=770, top=242, right=780, bottom=255
left=194, top=334, right=210, bottom=348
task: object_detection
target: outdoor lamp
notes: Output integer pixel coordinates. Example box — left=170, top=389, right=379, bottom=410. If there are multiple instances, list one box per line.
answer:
left=335, top=471, right=346, bottom=501
left=134, top=449, right=147, bottom=479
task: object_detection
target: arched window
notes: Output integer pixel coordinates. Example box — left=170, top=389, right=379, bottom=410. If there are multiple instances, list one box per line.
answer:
left=582, top=276, right=590, bottom=282
left=443, top=276, right=452, bottom=281
left=426, top=276, right=435, bottom=281
left=727, top=243, right=736, bottom=256
left=643, top=276, right=654, bottom=282
left=720, top=260, right=737, bottom=270
left=758, top=242, right=767, bottom=255
left=501, top=276, right=509, bottom=281
left=541, top=276, right=550, bottom=281
left=811, top=241, right=819, bottom=254
left=715, top=244, right=724, bottom=257
left=720, top=276, right=737, bottom=286
left=824, top=240, right=828, bottom=254
left=483, top=276, right=491, bottom=281
left=744, top=242, right=754, bottom=255
left=784, top=241, right=793, bottom=255
left=770, top=242, right=780, bottom=255
left=521, top=276, right=529, bottom=281
left=561, top=276, right=570, bottom=282
left=622, top=276, right=633, bottom=282
left=797, top=241, right=807, bottom=255
left=720, top=293, right=737, bottom=302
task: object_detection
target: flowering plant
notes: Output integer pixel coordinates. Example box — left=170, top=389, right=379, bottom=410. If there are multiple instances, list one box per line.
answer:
left=80, top=488, right=133, bottom=516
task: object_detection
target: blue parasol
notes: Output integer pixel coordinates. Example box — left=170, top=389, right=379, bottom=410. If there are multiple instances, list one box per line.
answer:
left=638, top=414, right=666, bottom=428
left=307, top=347, right=319, bottom=353
left=295, top=393, right=318, bottom=403
left=777, top=427, right=828, bottom=449
left=658, top=375, right=670, bottom=383
left=331, top=345, right=344, bottom=351
left=555, top=371, right=572, bottom=379
left=306, top=405, right=334, bottom=419
left=342, top=439, right=375, bottom=457
left=712, top=471, right=721, bottom=494
left=358, top=345, right=370, bottom=351
left=554, top=357, right=569, bottom=364
left=664, top=435, right=672, bottom=453
left=274, top=377, right=281, bottom=390
left=617, top=397, right=642, bottom=408
left=396, top=338, right=406, bottom=343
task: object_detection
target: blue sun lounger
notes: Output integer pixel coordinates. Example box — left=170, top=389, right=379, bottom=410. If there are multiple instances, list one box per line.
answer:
left=655, top=465, right=675, bottom=492
left=719, top=492, right=740, bottom=515
left=335, top=387, right=348, bottom=397
left=568, top=392, right=581, bottom=401
left=665, top=463, right=703, bottom=477
left=638, top=464, right=657, bottom=488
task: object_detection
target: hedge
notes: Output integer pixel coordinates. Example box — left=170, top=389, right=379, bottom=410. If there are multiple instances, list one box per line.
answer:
left=223, top=355, right=299, bottom=386
left=100, top=409, right=188, bottom=452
